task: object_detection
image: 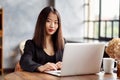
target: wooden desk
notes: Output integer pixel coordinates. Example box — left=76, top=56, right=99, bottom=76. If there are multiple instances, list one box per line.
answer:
left=4, top=71, right=118, bottom=80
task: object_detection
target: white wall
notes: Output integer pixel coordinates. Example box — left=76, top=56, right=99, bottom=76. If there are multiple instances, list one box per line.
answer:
left=55, top=0, right=85, bottom=42
left=0, top=0, right=50, bottom=69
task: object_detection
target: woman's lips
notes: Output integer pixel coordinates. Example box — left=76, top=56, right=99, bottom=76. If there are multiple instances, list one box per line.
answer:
left=48, top=29, right=54, bottom=32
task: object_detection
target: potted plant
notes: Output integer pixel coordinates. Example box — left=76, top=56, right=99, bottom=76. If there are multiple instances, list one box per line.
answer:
left=105, top=38, right=120, bottom=78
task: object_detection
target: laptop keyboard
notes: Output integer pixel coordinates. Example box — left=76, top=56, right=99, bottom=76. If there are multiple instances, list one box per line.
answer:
left=56, top=71, right=61, bottom=74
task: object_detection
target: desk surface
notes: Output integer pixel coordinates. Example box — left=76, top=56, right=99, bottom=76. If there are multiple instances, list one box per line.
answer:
left=4, top=71, right=118, bottom=80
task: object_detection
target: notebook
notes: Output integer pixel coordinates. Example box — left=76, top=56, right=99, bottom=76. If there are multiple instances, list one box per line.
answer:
left=45, top=43, right=105, bottom=76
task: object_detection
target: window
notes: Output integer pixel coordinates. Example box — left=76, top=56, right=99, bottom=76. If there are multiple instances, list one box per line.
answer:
left=84, top=0, right=120, bottom=41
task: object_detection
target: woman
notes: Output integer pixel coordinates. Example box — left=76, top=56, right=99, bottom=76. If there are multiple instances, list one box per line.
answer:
left=20, top=6, right=65, bottom=72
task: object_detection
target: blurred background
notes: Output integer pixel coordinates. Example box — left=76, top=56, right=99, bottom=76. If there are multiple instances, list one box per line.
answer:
left=0, top=0, right=119, bottom=76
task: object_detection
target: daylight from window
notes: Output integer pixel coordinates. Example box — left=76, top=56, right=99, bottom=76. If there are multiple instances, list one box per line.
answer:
left=85, top=0, right=119, bottom=41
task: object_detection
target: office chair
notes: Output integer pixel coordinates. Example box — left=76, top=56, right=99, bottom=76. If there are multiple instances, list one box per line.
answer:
left=15, top=40, right=26, bottom=71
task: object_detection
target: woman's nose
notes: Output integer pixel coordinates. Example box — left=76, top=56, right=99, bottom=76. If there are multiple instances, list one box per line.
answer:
left=50, top=22, right=54, bottom=28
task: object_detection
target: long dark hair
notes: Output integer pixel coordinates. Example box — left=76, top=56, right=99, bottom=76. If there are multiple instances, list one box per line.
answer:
left=32, top=6, right=64, bottom=52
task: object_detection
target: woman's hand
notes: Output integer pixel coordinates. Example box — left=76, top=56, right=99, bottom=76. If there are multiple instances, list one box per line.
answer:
left=38, top=62, right=58, bottom=72
left=56, top=61, right=62, bottom=69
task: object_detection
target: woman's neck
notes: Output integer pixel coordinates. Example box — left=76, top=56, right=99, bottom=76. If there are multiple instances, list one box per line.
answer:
left=46, top=35, right=52, bottom=44
left=44, top=35, right=55, bottom=56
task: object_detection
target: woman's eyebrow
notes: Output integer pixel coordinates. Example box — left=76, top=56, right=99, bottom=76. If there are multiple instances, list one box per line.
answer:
left=47, top=18, right=51, bottom=20
left=47, top=18, right=58, bottom=21
left=55, top=20, right=58, bottom=22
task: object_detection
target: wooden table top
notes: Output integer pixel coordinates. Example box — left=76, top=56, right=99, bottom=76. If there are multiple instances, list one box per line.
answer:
left=4, top=71, right=119, bottom=80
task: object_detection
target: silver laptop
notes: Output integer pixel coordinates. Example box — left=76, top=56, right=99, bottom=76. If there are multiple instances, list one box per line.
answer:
left=45, top=43, right=105, bottom=76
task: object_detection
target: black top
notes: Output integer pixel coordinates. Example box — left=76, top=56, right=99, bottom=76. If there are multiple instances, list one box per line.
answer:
left=20, top=40, right=63, bottom=72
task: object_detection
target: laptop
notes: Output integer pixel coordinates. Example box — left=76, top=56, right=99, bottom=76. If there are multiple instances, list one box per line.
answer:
left=45, top=43, right=105, bottom=76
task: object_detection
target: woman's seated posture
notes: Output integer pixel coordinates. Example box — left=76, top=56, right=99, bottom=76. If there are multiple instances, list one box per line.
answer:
left=19, top=6, right=65, bottom=72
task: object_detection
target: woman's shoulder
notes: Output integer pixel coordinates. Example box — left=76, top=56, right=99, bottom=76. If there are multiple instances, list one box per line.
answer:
left=25, top=39, right=41, bottom=49
left=26, top=39, right=33, bottom=43
left=63, top=38, right=67, bottom=44
left=25, top=39, right=35, bottom=46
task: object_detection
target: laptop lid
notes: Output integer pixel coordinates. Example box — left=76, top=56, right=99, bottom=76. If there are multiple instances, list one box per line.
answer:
left=45, top=43, right=105, bottom=76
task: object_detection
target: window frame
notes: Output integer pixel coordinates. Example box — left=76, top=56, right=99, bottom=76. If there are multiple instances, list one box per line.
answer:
left=84, top=0, right=120, bottom=41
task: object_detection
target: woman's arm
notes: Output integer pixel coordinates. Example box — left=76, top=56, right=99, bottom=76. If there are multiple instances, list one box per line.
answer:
left=20, top=40, right=41, bottom=72
left=37, top=62, right=59, bottom=72
left=20, top=40, right=60, bottom=72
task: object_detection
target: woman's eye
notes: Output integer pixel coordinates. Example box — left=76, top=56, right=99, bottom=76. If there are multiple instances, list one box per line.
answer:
left=55, top=22, right=58, bottom=24
left=46, top=20, right=50, bottom=22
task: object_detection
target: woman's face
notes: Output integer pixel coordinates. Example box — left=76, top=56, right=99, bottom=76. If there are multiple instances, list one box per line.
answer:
left=45, top=12, right=58, bottom=36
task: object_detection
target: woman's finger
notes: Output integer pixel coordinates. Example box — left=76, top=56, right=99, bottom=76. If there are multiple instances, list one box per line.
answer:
left=56, top=62, right=62, bottom=69
left=46, top=62, right=58, bottom=70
